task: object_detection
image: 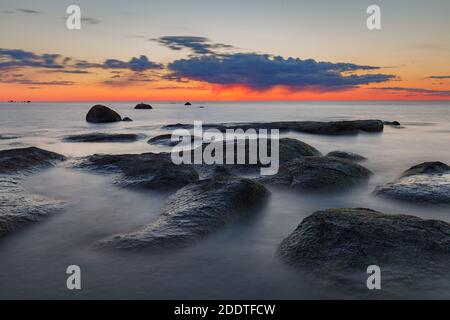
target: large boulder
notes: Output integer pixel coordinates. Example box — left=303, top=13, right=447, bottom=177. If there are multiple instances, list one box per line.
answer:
left=278, top=208, right=450, bottom=274
left=374, top=162, right=450, bottom=204
left=259, top=156, right=372, bottom=190
left=163, top=120, right=384, bottom=135
left=98, top=176, right=269, bottom=250
left=86, top=105, right=122, bottom=123
left=0, top=147, right=65, bottom=174
left=326, top=151, right=366, bottom=162
left=135, top=103, right=152, bottom=110
left=64, top=133, right=141, bottom=143
left=75, top=152, right=198, bottom=190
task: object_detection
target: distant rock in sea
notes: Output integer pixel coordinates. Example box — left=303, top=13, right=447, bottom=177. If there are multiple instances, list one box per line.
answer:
left=122, top=117, right=133, bottom=122
left=86, top=105, right=122, bottom=123
left=135, top=103, right=152, bottom=110
left=374, top=161, right=450, bottom=204
left=185, top=102, right=192, bottom=106
left=63, top=133, right=142, bottom=143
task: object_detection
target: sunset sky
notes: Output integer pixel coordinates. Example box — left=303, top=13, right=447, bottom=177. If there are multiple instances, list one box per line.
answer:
left=1, top=0, right=449, bottom=101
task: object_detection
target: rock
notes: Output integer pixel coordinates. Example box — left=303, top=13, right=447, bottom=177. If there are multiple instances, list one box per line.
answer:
left=135, top=103, right=152, bottom=110
left=384, top=121, right=401, bottom=126
left=98, top=176, right=269, bottom=249
left=374, top=162, right=450, bottom=204
left=0, top=178, right=64, bottom=238
left=0, top=147, right=65, bottom=175
left=278, top=208, right=450, bottom=274
left=185, top=102, right=192, bottom=106
left=326, top=151, right=366, bottom=161
left=86, top=105, right=122, bottom=123
left=76, top=152, right=199, bottom=190
left=259, top=156, right=372, bottom=191
left=0, top=135, right=19, bottom=140
left=163, top=120, right=384, bottom=135
left=147, top=134, right=183, bottom=147
left=64, top=133, right=141, bottom=143
left=122, top=117, right=133, bottom=122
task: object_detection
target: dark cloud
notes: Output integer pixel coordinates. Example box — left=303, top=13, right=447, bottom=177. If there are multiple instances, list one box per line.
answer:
left=167, top=53, right=394, bottom=91
left=0, top=49, right=65, bottom=69
left=1, top=78, right=75, bottom=86
left=103, top=55, right=163, bottom=72
left=16, top=8, right=40, bottom=14
left=375, top=87, right=450, bottom=97
left=427, top=76, right=450, bottom=79
left=154, top=36, right=234, bottom=55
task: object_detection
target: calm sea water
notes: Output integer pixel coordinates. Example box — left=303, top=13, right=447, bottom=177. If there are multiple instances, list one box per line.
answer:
left=0, top=101, right=449, bottom=299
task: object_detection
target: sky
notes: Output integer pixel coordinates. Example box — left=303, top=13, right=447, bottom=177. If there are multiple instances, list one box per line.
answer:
left=0, top=0, right=449, bottom=101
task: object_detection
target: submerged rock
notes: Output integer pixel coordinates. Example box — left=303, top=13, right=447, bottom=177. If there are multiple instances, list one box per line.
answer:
left=0, top=147, right=66, bottom=237
left=326, top=151, right=366, bottom=161
left=135, top=103, right=152, bottom=110
left=64, top=133, right=141, bottom=143
left=374, top=161, right=450, bottom=204
left=99, top=176, right=269, bottom=250
left=259, top=156, right=372, bottom=191
left=76, top=152, right=198, bottom=190
left=0, top=147, right=65, bottom=174
left=122, top=117, right=133, bottom=122
left=163, top=120, right=384, bottom=135
left=147, top=134, right=182, bottom=147
left=0, top=135, right=19, bottom=140
left=86, top=105, right=122, bottom=123
left=278, top=208, right=450, bottom=274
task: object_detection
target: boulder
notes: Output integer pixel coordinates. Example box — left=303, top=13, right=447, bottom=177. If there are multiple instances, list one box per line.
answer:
left=86, top=105, right=122, bottom=123
left=0, top=147, right=65, bottom=175
left=98, top=176, right=269, bottom=249
left=259, top=156, right=372, bottom=191
left=374, top=162, right=450, bottom=204
left=326, top=151, right=366, bottom=161
left=122, top=117, right=133, bottom=122
left=135, top=103, right=152, bottom=110
left=64, top=133, right=141, bottom=143
left=184, top=102, right=192, bottom=106
left=278, top=208, right=450, bottom=274
left=75, top=152, right=198, bottom=190
left=163, top=120, right=384, bottom=135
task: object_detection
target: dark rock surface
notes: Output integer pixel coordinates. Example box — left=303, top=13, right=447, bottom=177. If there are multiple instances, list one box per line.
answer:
left=326, top=151, right=367, bottom=161
left=98, top=176, right=269, bottom=249
left=135, top=103, right=152, bottom=109
left=163, top=120, right=384, bottom=135
left=0, top=135, right=19, bottom=140
left=0, top=147, right=65, bottom=174
left=64, top=133, right=141, bottom=143
left=75, top=152, right=198, bottom=190
left=278, top=208, right=450, bottom=274
left=86, top=105, right=122, bottom=123
left=374, top=162, right=450, bottom=204
left=147, top=134, right=183, bottom=147
left=259, top=156, right=372, bottom=190
left=122, top=117, right=133, bottom=122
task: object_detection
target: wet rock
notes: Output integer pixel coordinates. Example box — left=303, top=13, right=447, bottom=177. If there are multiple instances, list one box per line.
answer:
left=0, top=135, right=19, bottom=140
left=147, top=134, right=183, bottom=147
left=86, top=105, right=122, bottom=123
left=76, top=152, right=198, bottom=190
left=64, top=133, right=141, bottom=143
left=99, top=176, right=269, bottom=250
left=326, top=151, right=366, bottom=161
left=135, top=103, right=152, bottom=110
left=259, top=156, right=372, bottom=191
left=278, top=208, right=450, bottom=274
left=163, top=120, right=384, bottom=135
left=122, top=117, right=133, bottom=122
left=0, top=147, right=65, bottom=175
left=374, top=162, right=450, bottom=204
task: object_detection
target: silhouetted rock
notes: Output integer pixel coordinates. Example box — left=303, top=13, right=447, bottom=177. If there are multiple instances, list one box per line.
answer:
left=0, top=147, right=65, bottom=174
left=374, top=162, right=450, bottom=204
left=86, top=105, right=122, bottom=123
left=122, top=117, right=133, bottom=122
left=98, top=176, right=268, bottom=250
left=278, top=208, right=450, bottom=275
left=185, top=102, right=192, bottom=106
left=163, top=120, right=384, bottom=135
left=135, top=103, right=152, bottom=109
left=384, top=121, right=401, bottom=126
left=64, top=133, right=141, bottom=143
left=76, top=152, right=198, bottom=190
left=326, top=151, right=366, bottom=161
left=259, top=156, right=372, bottom=191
